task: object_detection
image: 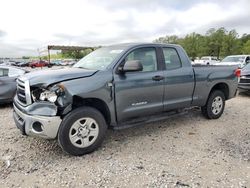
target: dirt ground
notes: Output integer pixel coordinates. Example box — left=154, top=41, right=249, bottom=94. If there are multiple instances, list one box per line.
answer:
left=0, top=92, right=249, bottom=188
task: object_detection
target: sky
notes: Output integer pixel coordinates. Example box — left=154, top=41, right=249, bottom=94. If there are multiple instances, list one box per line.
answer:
left=0, top=0, right=250, bottom=57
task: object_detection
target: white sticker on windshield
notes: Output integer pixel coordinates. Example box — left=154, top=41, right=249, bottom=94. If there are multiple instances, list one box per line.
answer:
left=110, top=50, right=123, bottom=54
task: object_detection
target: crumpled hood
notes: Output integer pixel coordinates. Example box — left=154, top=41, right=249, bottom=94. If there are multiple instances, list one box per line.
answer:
left=241, top=68, right=250, bottom=76
left=21, top=67, right=98, bottom=87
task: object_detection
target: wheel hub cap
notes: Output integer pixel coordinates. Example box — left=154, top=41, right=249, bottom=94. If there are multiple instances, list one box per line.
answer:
left=78, top=127, right=89, bottom=137
left=69, top=117, right=99, bottom=148
left=211, top=96, right=223, bottom=115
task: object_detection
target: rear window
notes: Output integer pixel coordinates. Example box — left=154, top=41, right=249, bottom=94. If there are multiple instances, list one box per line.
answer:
left=163, top=48, right=182, bottom=70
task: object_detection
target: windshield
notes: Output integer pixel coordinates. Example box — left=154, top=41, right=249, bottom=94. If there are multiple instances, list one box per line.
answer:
left=73, top=47, right=125, bottom=70
left=221, top=56, right=245, bottom=63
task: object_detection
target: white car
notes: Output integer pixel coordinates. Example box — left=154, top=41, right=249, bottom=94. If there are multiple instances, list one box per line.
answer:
left=194, top=56, right=220, bottom=65
left=214, top=55, right=250, bottom=68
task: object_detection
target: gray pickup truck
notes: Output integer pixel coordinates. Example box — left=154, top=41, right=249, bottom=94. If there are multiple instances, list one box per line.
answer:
left=13, top=43, right=239, bottom=156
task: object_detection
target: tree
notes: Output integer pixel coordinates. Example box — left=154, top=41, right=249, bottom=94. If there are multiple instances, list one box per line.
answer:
left=242, top=40, right=250, bottom=54
left=206, top=27, right=227, bottom=58
left=153, top=27, right=247, bottom=59
left=221, top=29, right=240, bottom=56
left=241, top=34, right=250, bottom=44
left=179, top=33, right=201, bottom=59
left=153, top=35, right=180, bottom=44
left=61, top=49, right=93, bottom=59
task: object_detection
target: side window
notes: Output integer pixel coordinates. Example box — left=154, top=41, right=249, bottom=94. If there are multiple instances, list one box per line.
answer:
left=163, top=48, right=182, bottom=70
left=125, top=47, right=157, bottom=72
left=246, top=56, right=250, bottom=63
left=0, top=68, right=9, bottom=77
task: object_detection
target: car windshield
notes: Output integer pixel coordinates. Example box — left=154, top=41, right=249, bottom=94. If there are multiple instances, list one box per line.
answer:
left=74, top=47, right=125, bottom=70
left=221, top=56, right=245, bottom=63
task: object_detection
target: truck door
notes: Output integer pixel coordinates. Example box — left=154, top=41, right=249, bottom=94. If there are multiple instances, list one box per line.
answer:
left=162, top=47, right=195, bottom=110
left=114, top=47, right=164, bottom=122
left=0, top=68, right=16, bottom=101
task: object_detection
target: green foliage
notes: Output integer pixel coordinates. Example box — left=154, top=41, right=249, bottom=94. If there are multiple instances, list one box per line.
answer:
left=242, top=40, right=250, bottom=54
left=154, top=28, right=249, bottom=59
left=29, top=49, right=94, bottom=61
left=61, top=49, right=93, bottom=59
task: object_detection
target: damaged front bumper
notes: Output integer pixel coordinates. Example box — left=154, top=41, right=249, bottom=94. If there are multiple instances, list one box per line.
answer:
left=13, top=98, right=62, bottom=139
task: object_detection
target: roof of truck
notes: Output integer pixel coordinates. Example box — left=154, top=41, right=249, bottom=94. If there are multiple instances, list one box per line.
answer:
left=107, top=42, right=181, bottom=48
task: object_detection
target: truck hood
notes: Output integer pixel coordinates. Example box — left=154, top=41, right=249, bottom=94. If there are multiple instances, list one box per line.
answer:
left=21, top=68, right=98, bottom=87
left=241, top=69, right=250, bottom=76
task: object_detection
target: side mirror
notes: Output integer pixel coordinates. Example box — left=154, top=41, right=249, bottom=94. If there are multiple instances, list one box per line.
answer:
left=118, top=60, right=143, bottom=73
left=246, top=60, right=250, bottom=64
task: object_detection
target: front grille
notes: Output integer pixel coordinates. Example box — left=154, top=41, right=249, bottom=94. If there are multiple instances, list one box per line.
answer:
left=16, top=78, right=32, bottom=106
left=239, top=78, right=250, bottom=84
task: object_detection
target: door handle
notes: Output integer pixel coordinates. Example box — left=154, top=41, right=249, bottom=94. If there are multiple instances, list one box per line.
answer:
left=152, top=75, right=164, bottom=81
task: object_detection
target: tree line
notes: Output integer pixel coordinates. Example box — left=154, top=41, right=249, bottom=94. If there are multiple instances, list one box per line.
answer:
left=154, top=27, right=250, bottom=60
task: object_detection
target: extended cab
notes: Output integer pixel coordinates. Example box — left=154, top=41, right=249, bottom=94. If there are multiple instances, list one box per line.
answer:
left=13, top=43, right=239, bottom=156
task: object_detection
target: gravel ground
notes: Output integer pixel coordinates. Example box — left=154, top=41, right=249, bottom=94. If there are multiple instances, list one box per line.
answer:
left=0, top=92, right=250, bottom=188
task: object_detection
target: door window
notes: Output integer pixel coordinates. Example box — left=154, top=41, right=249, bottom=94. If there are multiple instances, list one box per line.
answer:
left=163, top=48, right=182, bottom=70
left=0, top=68, right=9, bottom=77
left=125, top=47, right=157, bottom=72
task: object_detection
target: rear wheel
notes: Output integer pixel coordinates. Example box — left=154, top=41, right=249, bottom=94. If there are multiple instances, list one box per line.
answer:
left=58, top=107, right=107, bottom=156
left=201, top=90, right=225, bottom=119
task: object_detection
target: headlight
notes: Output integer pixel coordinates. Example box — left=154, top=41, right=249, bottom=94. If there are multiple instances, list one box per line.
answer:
left=39, top=90, right=58, bottom=102
left=32, top=84, right=65, bottom=103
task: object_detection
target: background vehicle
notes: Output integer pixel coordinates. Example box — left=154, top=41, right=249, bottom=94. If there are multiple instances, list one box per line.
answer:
left=50, top=60, right=63, bottom=66
left=238, top=63, right=250, bottom=92
left=194, top=56, right=220, bottom=65
left=215, top=55, right=250, bottom=68
left=0, top=66, right=27, bottom=103
left=12, top=61, right=30, bottom=67
left=13, top=43, right=239, bottom=156
left=60, top=59, right=77, bottom=66
left=29, top=60, right=49, bottom=68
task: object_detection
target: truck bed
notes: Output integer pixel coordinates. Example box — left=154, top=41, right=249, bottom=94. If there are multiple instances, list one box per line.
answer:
left=191, top=65, right=238, bottom=106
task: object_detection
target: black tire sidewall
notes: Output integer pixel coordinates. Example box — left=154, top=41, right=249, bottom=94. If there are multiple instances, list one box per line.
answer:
left=205, top=90, right=225, bottom=119
left=58, top=107, right=107, bottom=156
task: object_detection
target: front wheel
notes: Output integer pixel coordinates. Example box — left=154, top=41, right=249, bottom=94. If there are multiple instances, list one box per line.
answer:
left=58, top=107, right=107, bottom=156
left=201, top=90, right=225, bottom=119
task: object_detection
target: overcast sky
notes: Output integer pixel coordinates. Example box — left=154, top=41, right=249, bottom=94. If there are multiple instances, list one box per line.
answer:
left=0, top=0, right=250, bottom=57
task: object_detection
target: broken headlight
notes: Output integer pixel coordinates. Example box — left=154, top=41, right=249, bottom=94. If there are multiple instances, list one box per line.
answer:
left=32, top=84, right=65, bottom=103
left=39, top=90, right=58, bottom=102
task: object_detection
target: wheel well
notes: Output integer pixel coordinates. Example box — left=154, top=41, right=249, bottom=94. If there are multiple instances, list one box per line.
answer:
left=72, top=96, right=111, bottom=125
left=210, top=83, right=229, bottom=100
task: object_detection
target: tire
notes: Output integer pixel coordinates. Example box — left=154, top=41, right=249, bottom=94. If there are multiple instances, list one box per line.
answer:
left=58, top=107, right=107, bottom=156
left=201, top=90, right=225, bottom=119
